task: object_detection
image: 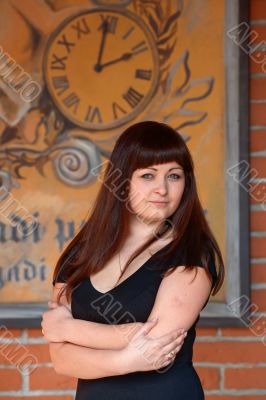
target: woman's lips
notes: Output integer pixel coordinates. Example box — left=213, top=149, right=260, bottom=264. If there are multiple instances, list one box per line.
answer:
left=149, top=201, right=169, bottom=207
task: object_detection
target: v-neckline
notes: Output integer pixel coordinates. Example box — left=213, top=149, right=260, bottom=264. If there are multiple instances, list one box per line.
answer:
left=88, top=239, right=174, bottom=295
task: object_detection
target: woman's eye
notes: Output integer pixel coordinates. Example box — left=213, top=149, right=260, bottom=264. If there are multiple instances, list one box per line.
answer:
left=141, top=173, right=153, bottom=179
left=141, top=173, right=181, bottom=180
left=169, top=174, right=181, bottom=180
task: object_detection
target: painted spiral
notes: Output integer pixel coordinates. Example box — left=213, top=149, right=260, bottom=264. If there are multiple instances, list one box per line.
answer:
left=52, top=136, right=102, bottom=186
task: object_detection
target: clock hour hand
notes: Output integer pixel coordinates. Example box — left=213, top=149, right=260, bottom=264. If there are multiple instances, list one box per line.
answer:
left=94, top=20, right=109, bottom=72
left=99, top=51, right=137, bottom=70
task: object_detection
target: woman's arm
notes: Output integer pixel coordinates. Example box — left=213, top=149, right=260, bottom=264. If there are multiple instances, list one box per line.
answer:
left=42, top=283, right=144, bottom=349
left=49, top=342, right=127, bottom=379
left=49, top=320, right=184, bottom=379
left=144, top=265, right=213, bottom=338
left=47, top=279, right=187, bottom=378
left=65, top=318, right=143, bottom=349
left=48, top=285, right=127, bottom=378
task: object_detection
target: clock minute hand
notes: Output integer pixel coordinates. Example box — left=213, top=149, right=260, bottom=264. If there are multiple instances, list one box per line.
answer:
left=94, top=21, right=109, bottom=72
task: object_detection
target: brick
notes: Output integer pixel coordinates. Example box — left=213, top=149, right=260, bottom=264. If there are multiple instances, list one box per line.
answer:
left=249, top=25, right=266, bottom=46
left=0, top=343, right=50, bottom=365
left=22, top=344, right=51, bottom=363
left=0, top=342, right=41, bottom=366
left=250, top=156, right=266, bottom=177
left=196, top=328, right=218, bottom=336
left=248, top=316, right=266, bottom=338
left=196, top=367, right=220, bottom=390
left=250, top=130, right=266, bottom=152
left=30, top=365, right=77, bottom=390
left=194, top=342, right=266, bottom=363
left=252, top=288, right=266, bottom=311
left=7, top=329, right=23, bottom=338
left=249, top=182, right=266, bottom=204
left=221, top=315, right=266, bottom=338
left=207, top=396, right=266, bottom=400
left=225, top=366, right=266, bottom=389
left=250, top=0, right=266, bottom=20
left=251, top=236, right=266, bottom=258
left=250, top=77, right=266, bottom=100
left=251, top=210, right=266, bottom=230
left=250, top=51, right=266, bottom=74
left=252, top=263, right=266, bottom=282
left=220, top=327, right=253, bottom=336
left=28, top=328, right=43, bottom=338
left=0, top=368, right=22, bottom=390
left=0, top=328, right=23, bottom=339
left=250, top=103, right=266, bottom=125
left=251, top=49, right=266, bottom=71
left=0, top=397, right=73, bottom=400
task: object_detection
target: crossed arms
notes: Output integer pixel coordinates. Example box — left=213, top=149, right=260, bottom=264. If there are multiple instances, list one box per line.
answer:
left=44, top=266, right=212, bottom=379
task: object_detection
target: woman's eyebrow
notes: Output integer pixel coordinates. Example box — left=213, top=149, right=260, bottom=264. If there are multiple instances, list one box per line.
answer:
left=144, top=167, right=183, bottom=171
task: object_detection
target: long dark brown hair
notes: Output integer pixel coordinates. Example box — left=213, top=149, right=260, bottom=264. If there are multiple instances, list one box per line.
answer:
left=53, top=121, right=224, bottom=302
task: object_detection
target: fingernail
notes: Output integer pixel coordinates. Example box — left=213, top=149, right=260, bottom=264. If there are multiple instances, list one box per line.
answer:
left=183, top=332, right=187, bottom=337
left=150, top=316, right=158, bottom=322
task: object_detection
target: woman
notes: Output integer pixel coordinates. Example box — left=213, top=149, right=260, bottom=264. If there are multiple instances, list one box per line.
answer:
left=42, top=120, right=224, bottom=399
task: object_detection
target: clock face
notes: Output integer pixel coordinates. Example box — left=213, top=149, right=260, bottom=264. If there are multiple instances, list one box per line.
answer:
left=44, top=8, right=160, bottom=130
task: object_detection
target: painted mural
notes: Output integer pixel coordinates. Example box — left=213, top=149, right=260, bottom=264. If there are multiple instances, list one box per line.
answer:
left=0, top=0, right=225, bottom=303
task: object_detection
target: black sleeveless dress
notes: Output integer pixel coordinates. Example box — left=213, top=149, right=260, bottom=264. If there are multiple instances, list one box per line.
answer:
left=53, top=242, right=217, bottom=400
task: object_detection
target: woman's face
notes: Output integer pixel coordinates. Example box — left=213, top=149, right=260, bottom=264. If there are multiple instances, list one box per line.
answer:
left=128, top=161, right=185, bottom=224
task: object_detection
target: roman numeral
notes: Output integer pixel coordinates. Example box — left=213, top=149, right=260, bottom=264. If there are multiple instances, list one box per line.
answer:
left=85, top=106, right=102, bottom=123
left=71, top=18, right=90, bottom=39
left=52, top=75, right=69, bottom=95
left=135, top=69, right=152, bottom=81
left=98, top=14, right=118, bottom=34
left=112, top=102, right=126, bottom=119
left=123, top=26, right=135, bottom=40
left=123, top=87, right=144, bottom=108
left=50, top=54, right=68, bottom=70
left=131, top=41, right=148, bottom=55
left=63, top=92, right=80, bottom=114
left=57, top=34, right=75, bottom=54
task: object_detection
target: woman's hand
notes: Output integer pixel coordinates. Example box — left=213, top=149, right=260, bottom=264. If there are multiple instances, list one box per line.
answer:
left=41, top=301, right=73, bottom=343
left=120, top=317, right=187, bottom=373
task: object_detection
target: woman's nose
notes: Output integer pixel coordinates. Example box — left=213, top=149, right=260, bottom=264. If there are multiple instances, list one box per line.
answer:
left=154, top=178, right=168, bottom=194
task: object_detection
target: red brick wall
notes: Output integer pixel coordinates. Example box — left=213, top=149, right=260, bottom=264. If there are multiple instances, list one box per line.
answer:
left=1, top=1, right=266, bottom=398
left=193, top=0, right=266, bottom=398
